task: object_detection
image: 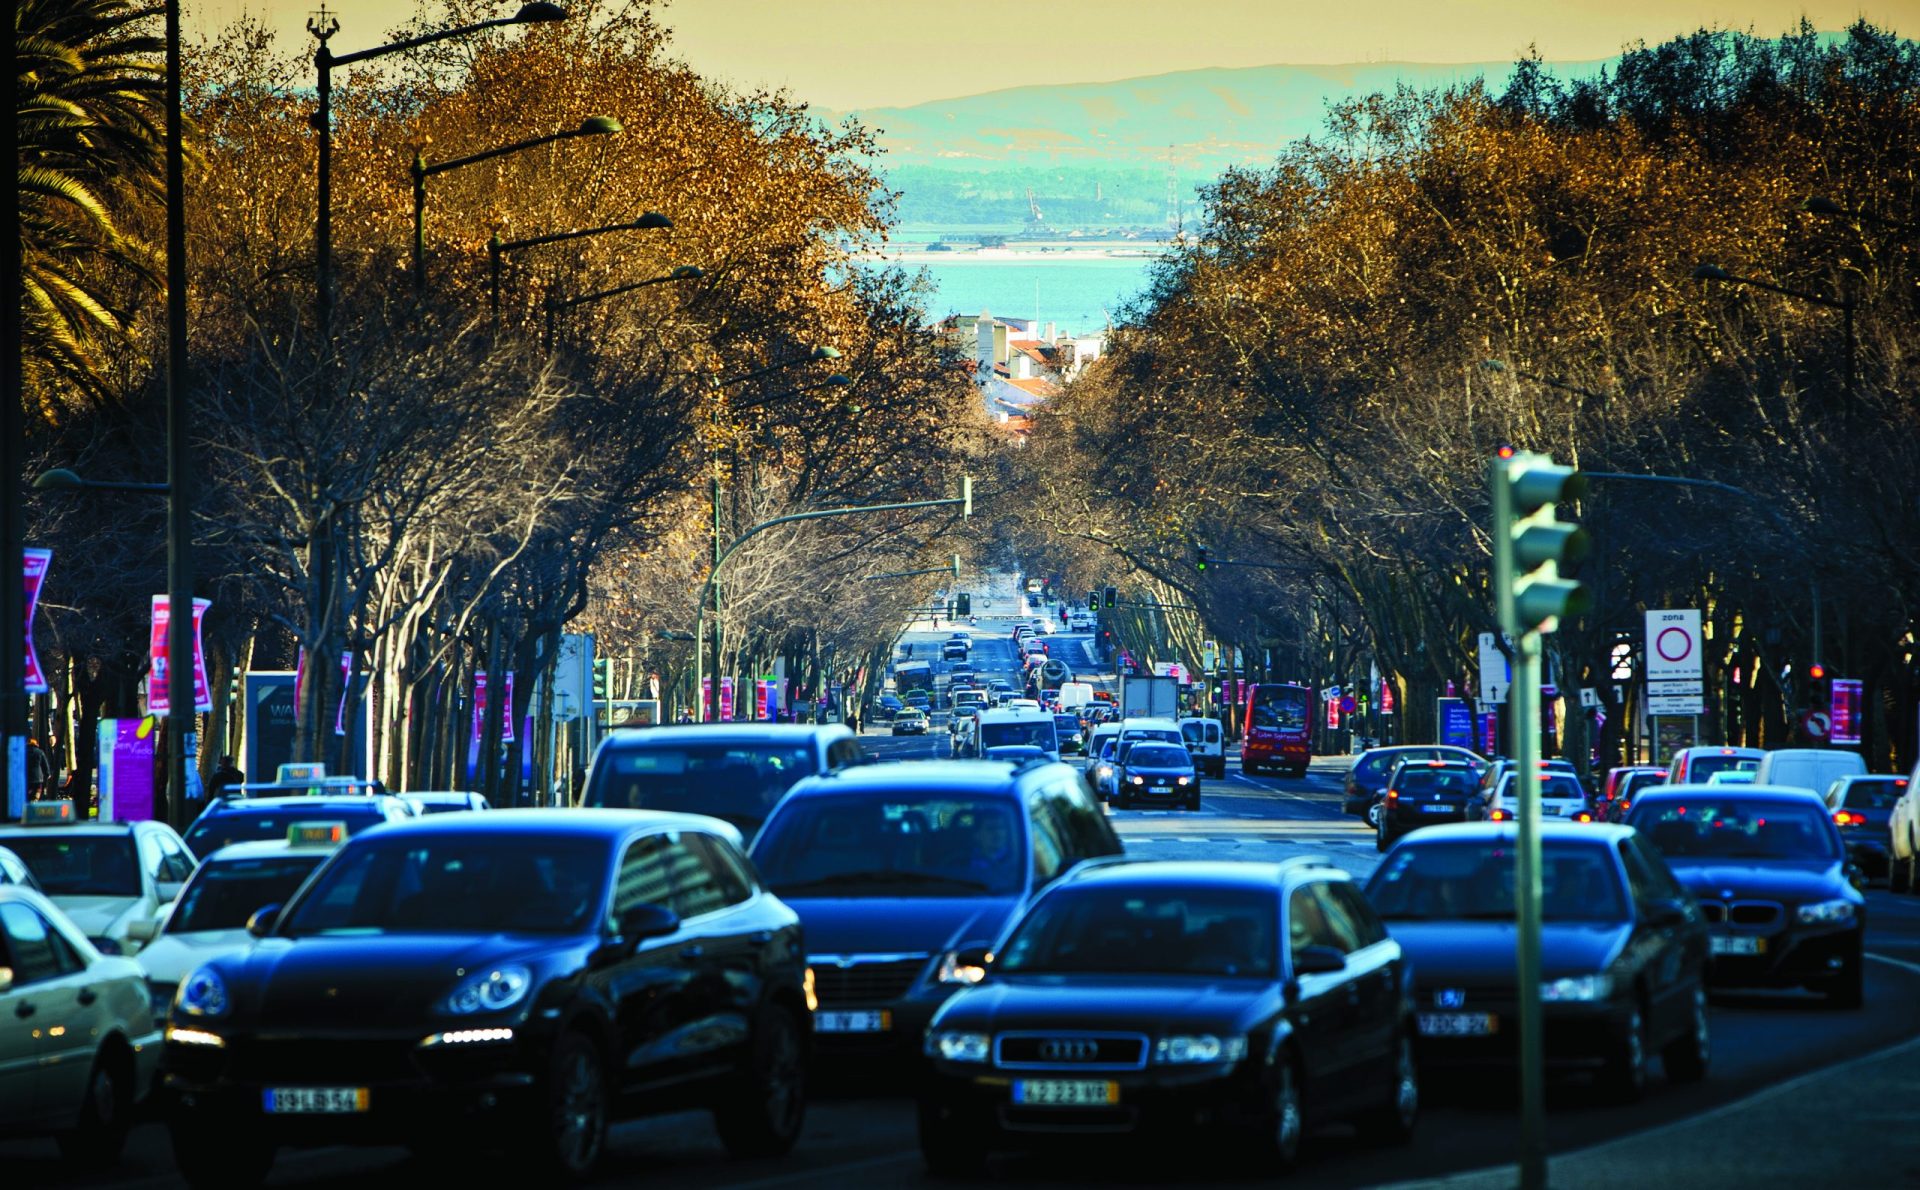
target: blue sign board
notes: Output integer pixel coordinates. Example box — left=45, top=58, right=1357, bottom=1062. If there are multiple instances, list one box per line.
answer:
left=1437, top=697, right=1474, bottom=750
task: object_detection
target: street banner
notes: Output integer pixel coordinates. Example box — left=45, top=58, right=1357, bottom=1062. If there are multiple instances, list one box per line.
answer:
left=23, top=548, right=50, bottom=694
left=334, top=652, right=352, bottom=735
left=1379, top=678, right=1395, bottom=715
left=148, top=596, right=213, bottom=714
left=1437, top=698, right=1473, bottom=750
left=470, top=671, right=516, bottom=746
left=97, top=717, right=157, bottom=822
left=719, top=677, right=735, bottom=721
left=1830, top=679, right=1863, bottom=746
left=1481, top=710, right=1499, bottom=756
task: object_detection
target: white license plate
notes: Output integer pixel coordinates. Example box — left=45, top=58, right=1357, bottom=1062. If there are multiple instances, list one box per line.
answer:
left=1418, top=1013, right=1499, bottom=1037
left=1011, top=1079, right=1119, bottom=1106
left=1711, top=935, right=1767, bottom=956
left=1421, top=803, right=1457, bottom=814
left=263, top=1087, right=369, bottom=1114
left=814, top=1010, right=891, bottom=1033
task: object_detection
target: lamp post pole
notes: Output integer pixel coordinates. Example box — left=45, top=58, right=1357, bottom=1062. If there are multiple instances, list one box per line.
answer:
left=1, top=4, right=23, bottom=819
left=164, top=0, right=194, bottom=829
left=1693, top=263, right=1855, bottom=400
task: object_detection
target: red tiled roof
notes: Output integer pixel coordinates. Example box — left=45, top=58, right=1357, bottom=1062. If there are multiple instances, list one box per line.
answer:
left=1005, top=377, right=1061, bottom=398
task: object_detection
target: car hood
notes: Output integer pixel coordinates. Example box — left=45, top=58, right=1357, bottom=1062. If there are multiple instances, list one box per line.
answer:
left=1390, top=920, right=1631, bottom=984
left=787, top=896, right=1021, bottom=957
left=52, top=894, right=144, bottom=939
left=937, top=975, right=1274, bottom=1033
left=228, top=933, right=580, bottom=1027
left=138, top=930, right=256, bottom=985
left=1124, top=765, right=1194, bottom=778
left=1663, top=858, right=1855, bottom=903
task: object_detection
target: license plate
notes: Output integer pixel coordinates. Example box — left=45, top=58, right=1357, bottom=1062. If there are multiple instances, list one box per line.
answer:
left=1418, top=1013, right=1499, bottom=1037
left=262, top=1087, right=369, bottom=1114
left=1711, top=935, right=1766, bottom=956
left=1421, top=803, right=1456, bottom=814
left=814, top=1010, right=891, bottom=1033
left=1011, top=1079, right=1119, bottom=1106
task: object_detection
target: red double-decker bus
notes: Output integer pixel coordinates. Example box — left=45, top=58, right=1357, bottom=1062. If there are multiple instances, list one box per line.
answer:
left=1242, top=682, right=1312, bottom=777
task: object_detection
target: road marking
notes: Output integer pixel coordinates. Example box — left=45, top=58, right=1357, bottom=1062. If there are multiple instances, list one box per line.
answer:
left=720, top=1151, right=923, bottom=1190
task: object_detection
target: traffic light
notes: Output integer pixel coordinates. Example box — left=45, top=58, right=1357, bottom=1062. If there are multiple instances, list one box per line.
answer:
left=1103, top=586, right=1117, bottom=609
left=956, top=593, right=971, bottom=615
left=1808, top=662, right=1827, bottom=681
left=592, top=658, right=610, bottom=702
left=1194, top=544, right=1209, bottom=572
left=1088, top=590, right=1099, bottom=611
left=1490, top=450, right=1589, bottom=636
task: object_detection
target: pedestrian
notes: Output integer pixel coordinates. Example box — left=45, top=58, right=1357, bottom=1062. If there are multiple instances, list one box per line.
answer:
left=208, top=754, right=245, bottom=798
left=25, top=737, right=51, bottom=800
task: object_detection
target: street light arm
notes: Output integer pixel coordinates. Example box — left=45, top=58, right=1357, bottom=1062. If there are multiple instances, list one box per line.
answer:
left=422, top=123, right=613, bottom=178
left=1694, top=265, right=1849, bottom=310
left=329, top=6, right=562, bottom=68
left=495, top=213, right=671, bottom=254
left=550, top=266, right=703, bottom=312
left=717, top=346, right=840, bottom=388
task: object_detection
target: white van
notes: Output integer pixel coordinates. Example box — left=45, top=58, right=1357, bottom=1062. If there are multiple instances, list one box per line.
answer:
left=1179, top=717, right=1226, bottom=778
left=1755, top=748, right=1868, bottom=807
left=1057, top=681, right=1095, bottom=710
left=976, top=707, right=1061, bottom=762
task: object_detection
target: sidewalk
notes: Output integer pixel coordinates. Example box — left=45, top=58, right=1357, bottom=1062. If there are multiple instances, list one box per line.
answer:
left=1391, top=1033, right=1920, bottom=1189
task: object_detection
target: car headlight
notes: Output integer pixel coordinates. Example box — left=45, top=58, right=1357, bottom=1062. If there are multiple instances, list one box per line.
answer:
left=1540, top=975, right=1613, bottom=1002
left=1176, top=776, right=1192, bottom=785
left=934, top=950, right=989, bottom=985
left=175, top=966, right=229, bottom=1019
left=926, top=1030, right=991, bottom=1063
left=1094, top=764, right=1112, bottom=779
left=442, top=965, right=533, bottom=1015
left=1796, top=898, right=1857, bottom=925
left=1129, top=775, right=1145, bottom=785
left=1153, top=1034, right=1247, bottom=1064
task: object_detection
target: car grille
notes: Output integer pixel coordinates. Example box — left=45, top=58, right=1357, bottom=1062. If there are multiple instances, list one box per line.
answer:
left=1698, top=900, right=1783, bottom=926
left=228, top=1037, right=422, bottom=1084
left=995, top=1033, right=1148, bottom=1070
left=809, top=956, right=927, bottom=1006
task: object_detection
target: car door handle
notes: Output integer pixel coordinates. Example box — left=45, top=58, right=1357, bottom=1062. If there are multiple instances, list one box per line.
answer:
left=77, top=988, right=97, bottom=1007
left=14, top=1001, right=33, bottom=1019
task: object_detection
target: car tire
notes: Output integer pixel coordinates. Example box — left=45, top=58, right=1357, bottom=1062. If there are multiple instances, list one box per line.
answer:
left=1261, top=1058, right=1305, bottom=1173
left=1893, top=855, right=1913, bottom=895
left=1826, top=941, right=1865, bottom=1010
left=1601, top=1006, right=1648, bottom=1103
left=1366, top=801, right=1384, bottom=829
left=1357, top=1030, right=1419, bottom=1145
left=1241, top=761, right=1259, bottom=777
left=172, top=1122, right=275, bottom=1190
left=715, top=1004, right=807, bottom=1158
left=522, top=1031, right=608, bottom=1179
left=1375, top=826, right=1391, bottom=853
left=918, top=1101, right=990, bottom=1178
left=1662, top=984, right=1710, bottom=1083
left=1290, top=766, right=1308, bottom=779
left=56, top=1050, right=133, bottom=1167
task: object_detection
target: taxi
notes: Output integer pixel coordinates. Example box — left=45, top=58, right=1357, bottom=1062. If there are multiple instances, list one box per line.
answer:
left=0, top=801, right=195, bottom=955
left=133, top=822, right=350, bottom=1021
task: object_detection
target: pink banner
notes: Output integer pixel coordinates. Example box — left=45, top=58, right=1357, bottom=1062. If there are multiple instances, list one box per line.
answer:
left=23, top=548, right=50, bottom=694
left=719, top=677, right=734, bottom=721
left=334, top=651, right=353, bottom=736
left=149, top=596, right=213, bottom=714
left=470, top=670, right=517, bottom=745
left=1830, top=678, right=1863, bottom=746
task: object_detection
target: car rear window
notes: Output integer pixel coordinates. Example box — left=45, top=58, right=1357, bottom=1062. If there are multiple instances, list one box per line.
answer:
left=1393, top=768, right=1475, bottom=796
left=1126, top=745, right=1190, bottom=767
left=185, top=810, right=386, bottom=859
left=1842, top=781, right=1904, bottom=810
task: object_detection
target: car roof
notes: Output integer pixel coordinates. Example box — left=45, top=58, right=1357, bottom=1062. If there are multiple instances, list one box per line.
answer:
left=1389, top=821, right=1634, bottom=845
left=0, top=819, right=155, bottom=837
left=1631, top=784, right=1830, bottom=805
left=979, top=707, right=1053, bottom=722
left=786, top=759, right=1063, bottom=797
left=204, top=838, right=341, bottom=862
left=1061, top=858, right=1344, bottom=889
left=350, top=807, right=737, bottom=840
left=201, top=796, right=405, bottom=814
left=600, top=724, right=849, bottom=747
left=1120, top=717, right=1180, bottom=729
left=1674, top=745, right=1764, bottom=757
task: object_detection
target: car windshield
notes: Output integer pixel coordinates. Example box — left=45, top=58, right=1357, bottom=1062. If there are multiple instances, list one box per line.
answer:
left=408, top=799, right=481, bottom=815
left=997, top=885, right=1277, bottom=977
left=585, top=743, right=816, bottom=827
left=1367, top=840, right=1627, bottom=922
left=979, top=722, right=1057, bottom=751
left=1125, top=745, right=1190, bottom=768
left=1632, top=799, right=1841, bottom=860
left=1055, top=715, right=1079, bottom=734
left=1393, top=768, right=1475, bottom=796
left=281, top=835, right=609, bottom=936
left=185, top=809, right=387, bottom=859
left=1499, top=775, right=1585, bottom=801
left=1843, top=782, right=1905, bottom=810
left=1685, top=755, right=1758, bottom=782
left=1621, top=771, right=1668, bottom=798
left=752, top=793, right=1025, bottom=897
left=1, top=834, right=140, bottom=896
left=168, top=854, right=329, bottom=933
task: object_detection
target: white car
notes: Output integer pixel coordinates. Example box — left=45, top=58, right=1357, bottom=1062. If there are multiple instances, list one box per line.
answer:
left=1488, top=771, right=1591, bottom=822
left=1179, top=716, right=1227, bottom=778
left=0, top=803, right=195, bottom=955
left=0, top=882, right=163, bottom=1164
left=1889, top=765, right=1920, bottom=894
left=130, top=825, right=348, bottom=1019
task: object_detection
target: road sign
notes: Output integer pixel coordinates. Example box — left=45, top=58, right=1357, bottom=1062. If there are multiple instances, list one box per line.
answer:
left=1649, top=695, right=1705, bottom=716
left=1800, top=709, right=1831, bottom=740
left=1323, top=685, right=1342, bottom=700
left=1478, top=632, right=1511, bottom=705
left=1830, top=679, right=1863, bottom=746
left=1339, top=695, right=1357, bottom=714
left=1645, top=610, right=1703, bottom=682
left=1578, top=687, right=1599, bottom=709
left=1648, top=680, right=1703, bottom=695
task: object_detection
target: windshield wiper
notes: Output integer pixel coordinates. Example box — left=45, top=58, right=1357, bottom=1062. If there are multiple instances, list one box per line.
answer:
left=774, top=870, right=993, bottom=894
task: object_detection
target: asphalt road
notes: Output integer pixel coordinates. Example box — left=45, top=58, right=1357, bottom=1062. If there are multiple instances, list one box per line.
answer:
left=22, top=617, right=1920, bottom=1187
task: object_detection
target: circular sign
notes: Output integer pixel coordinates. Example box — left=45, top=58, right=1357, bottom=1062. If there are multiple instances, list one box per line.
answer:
left=1339, top=695, right=1357, bottom=714
left=1655, top=626, right=1694, bottom=664
left=1800, top=710, right=1830, bottom=739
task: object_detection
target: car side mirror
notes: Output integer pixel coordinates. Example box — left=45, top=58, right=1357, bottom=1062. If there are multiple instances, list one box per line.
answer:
left=157, top=880, right=185, bottom=903
left=1643, top=899, right=1689, bottom=928
left=127, top=918, right=160, bottom=944
left=1292, top=945, right=1347, bottom=976
left=1845, top=863, right=1866, bottom=891
left=0, top=967, right=12, bottom=994
left=246, top=903, right=282, bottom=938
left=618, top=903, right=680, bottom=943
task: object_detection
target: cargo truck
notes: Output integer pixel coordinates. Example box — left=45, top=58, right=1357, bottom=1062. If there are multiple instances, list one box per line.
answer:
left=1118, top=673, right=1180, bottom=720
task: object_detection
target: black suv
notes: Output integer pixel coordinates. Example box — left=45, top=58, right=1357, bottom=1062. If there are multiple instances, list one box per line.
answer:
left=748, top=759, right=1122, bottom=1064
left=919, top=858, right=1417, bottom=1175
left=1344, top=747, right=1485, bottom=823
left=181, top=795, right=417, bottom=859
left=1375, top=759, right=1484, bottom=851
left=162, top=810, right=810, bottom=1185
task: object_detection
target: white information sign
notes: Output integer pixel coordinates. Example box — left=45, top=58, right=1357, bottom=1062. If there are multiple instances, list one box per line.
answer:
left=1477, top=632, right=1512, bottom=706
left=1645, top=610, right=1703, bottom=682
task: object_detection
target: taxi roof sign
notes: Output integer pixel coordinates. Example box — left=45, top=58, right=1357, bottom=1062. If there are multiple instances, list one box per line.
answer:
left=277, top=763, right=327, bottom=782
left=287, top=821, right=348, bottom=846
left=23, top=800, right=76, bottom=825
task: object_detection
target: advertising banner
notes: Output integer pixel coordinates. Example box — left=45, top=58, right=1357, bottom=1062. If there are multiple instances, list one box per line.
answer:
left=1437, top=697, right=1474, bottom=750
left=148, top=596, right=213, bottom=714
left=23, top=548, right=50, bottom=694
left=1379, top=678, right=1395, bottom=715
left=1829, top=678, right=1864, bottom=747
left=719, top=677, right=735, bottom=721
left=97, top=717, right=156, bottom=822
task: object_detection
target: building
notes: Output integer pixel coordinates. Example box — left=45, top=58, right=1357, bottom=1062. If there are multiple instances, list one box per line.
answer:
left=953, top=310, right=1105, bottom=434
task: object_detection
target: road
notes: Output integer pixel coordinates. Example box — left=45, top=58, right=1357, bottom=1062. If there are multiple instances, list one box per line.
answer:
left=21, top=605, right=1920, bottom=1188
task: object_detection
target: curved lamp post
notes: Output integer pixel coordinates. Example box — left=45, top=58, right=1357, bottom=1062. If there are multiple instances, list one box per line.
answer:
left=412, top=115, right=622, bottom=293
left=1692, top=262, right=1854, bottom=399
left=542, top=264, right=704, bottom=346
left=489, top=213, right=673, bottom=323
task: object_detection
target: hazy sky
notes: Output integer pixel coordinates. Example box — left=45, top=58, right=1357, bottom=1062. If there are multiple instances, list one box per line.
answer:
left=189, top=0, right=1906, bottom=109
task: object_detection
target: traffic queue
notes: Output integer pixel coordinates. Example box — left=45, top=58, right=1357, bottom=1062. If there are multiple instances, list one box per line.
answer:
left=0, top=609, right=1897, bottom=1186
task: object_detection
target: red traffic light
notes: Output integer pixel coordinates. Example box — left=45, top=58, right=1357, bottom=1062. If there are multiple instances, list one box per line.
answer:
left=1495, top=443, right=1516, bottom=459
left=1808, top=663, right=1827, bottom=680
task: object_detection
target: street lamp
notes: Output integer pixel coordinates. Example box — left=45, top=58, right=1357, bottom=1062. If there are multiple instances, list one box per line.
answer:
left=412, top=116, right=624, bottom=293
left=1802, top=195, right=1918, bottom=231
left=1692, top=262, right=1855, bottom=398
left=1480, top=358, right=1613, bottom=406
left=310, top=2, right=567, bottom=340
left=489, top=213, right=673, bottom=323
left=542, top=265, right=705, bottom=347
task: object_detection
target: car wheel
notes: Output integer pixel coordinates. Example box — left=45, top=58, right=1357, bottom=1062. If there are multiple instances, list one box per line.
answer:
left=715, top=1005, right=807, bottom=1158
left=918, top=1100, right=990, bottom=1177
left=524, top=1031, right=608, bottom=1179
left=1662, top=984, right=1710, bottom=1082
left=1375, top=825, right=1391, bottom=853
left=1358, top=1030, right=1419, bottom=1145
left=1264, top=1059, right=1304, bottom=1173
left=1241, top=761, right=1258, bottom=776
left=172, top=1121, right=275, bottom=1190
left=56, top=1051, right=132, bottom=1167
left=1894, top=855, right=1914, bottom=895
left=1826, top=941, right=1865, bottom=1010
left=1290, top=766, right=1308, bottom=779
left=1366, top=801, right=1384, bottom=829
left=1601, top=1006, right=1648, bottom=1103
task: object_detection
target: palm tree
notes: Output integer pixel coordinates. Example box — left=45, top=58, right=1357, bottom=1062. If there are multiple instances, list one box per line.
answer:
left=16, top=0, right=167, bottom=416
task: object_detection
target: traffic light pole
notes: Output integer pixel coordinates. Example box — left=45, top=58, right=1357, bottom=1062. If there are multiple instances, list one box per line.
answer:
left=1512, top=631, right=1546, bottom=1190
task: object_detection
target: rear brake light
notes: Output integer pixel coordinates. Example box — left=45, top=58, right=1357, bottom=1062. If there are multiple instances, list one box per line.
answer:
left=1574, top=812, right=1593, bottom=822
left=1834, top=811, right=1867, bottom=827
left=1489, top=809, right=1510, bottom=821
left=1385, top=789, right=1399, bottom=804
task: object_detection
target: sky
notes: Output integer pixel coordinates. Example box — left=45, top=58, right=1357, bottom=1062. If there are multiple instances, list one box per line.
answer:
left=188, top=0, right=1908, bottom=109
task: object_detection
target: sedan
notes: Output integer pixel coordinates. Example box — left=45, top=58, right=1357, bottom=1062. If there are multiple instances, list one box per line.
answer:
left=0, top=804, right=196, bottom=955
left=1366, top=823, right=1710, bottom=1100
left=1827, top=775, right=1906, bottom=882
left=161, top=810, right=810, bottom=1185
left=1627, top=786, right=1866, bottom=1007
left=892, top=709, right=931, bottom=736
left=1113, top=743, right=1201, bottom=810
left=1375, top=761, right=1484, bottom=851
left=921, top=859, right=1417, bottom=1175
